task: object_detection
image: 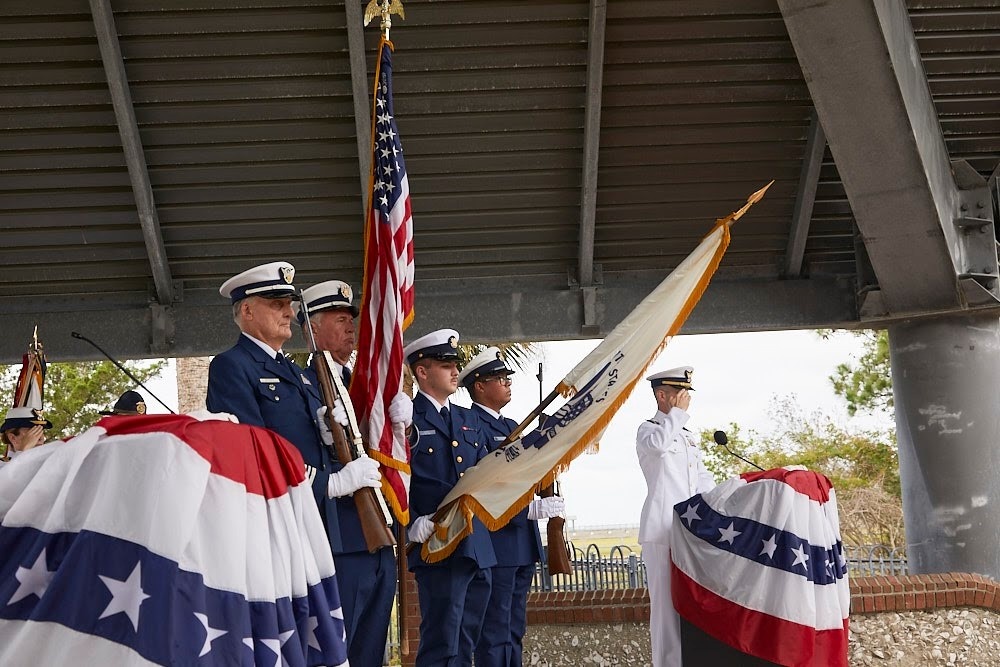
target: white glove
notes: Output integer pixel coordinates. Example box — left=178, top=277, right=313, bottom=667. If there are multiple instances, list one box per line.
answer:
left=388, top=393, right=413, bottom=427
left=527, top=496, right=566, bottom=521
left=316, top=401, right=349, bottom=446
left=327, top=456, right=382, bottom=498
left=186, top=410, right=239, bottom=423
left=408, top=515, right=435, bottom=543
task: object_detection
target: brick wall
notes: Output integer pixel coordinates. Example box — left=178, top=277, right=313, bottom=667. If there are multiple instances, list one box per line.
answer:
left=398, top=572, right=999, bottom=665
left=850, top=572, right=999, bottom=615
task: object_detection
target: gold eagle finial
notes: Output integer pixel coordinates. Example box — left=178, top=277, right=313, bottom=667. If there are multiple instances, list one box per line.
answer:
left=364, top=0, right=405, bottom=39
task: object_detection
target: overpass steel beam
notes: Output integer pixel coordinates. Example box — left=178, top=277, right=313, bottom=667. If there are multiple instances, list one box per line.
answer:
left=89, top=0, right=174, bottom=306
left=345, top=0, right=372, bottom=218
left=777, top=0, right=996, bottom=314
left=1, top=276, right=859, bottom=362
left=783, top=110, right=825, bottom=278
left=576, top=0, right=607, bottom=334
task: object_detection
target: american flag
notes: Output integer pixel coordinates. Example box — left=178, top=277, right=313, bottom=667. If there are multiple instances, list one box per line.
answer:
left=671, top=468, right=850, bottom=667
left=350, top=37, right=415, bottom=525
left=0, top=414, right=348, bottom=666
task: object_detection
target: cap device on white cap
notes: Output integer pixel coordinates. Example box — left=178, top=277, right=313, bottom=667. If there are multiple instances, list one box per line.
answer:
left=220, top=261, right=298, bottom=304
left=646, top=365, right=695, bottom=390
left=403, top=329, right=460, bottom=365
left=457, top=346, right=512, bottom=387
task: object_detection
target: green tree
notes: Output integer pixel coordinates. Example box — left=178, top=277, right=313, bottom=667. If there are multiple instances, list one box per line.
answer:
left=697, top=399, right=903, bottom=546
left=0, top=359, right=166, bottom=442
left=824, top=329, right=893, bottom=416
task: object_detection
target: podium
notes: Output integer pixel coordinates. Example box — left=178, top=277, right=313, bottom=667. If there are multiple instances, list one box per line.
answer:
left=681, top=618, right=780, bottom=666
left=670, top=468, right=850, bottom=667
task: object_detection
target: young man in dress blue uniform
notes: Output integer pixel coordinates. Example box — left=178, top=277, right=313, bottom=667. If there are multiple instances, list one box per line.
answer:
left=297, top=279, right=412, bottom=667
left=461, top=348, right=564, bottom=667
left=404, top=329, right=497, bottom=667
left=206, top=262, right=381, bottom=580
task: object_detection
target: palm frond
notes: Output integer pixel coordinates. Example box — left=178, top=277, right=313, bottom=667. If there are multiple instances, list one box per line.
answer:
left=458, top=343, right=539, bottom=373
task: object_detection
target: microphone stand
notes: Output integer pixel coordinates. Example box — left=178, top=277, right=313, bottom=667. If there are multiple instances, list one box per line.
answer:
left=713, top=430, right=764, bottom=471
left=70, top=332, right=176, bottom=414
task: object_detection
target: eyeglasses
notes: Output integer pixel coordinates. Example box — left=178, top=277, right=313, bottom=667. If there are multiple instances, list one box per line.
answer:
left=484, top=376, right=513, bottom=386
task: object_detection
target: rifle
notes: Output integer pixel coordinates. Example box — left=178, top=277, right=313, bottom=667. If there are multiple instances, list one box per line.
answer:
left=502, top=389, right=572, bottom=576
left=300, top=303, right=395, bottom=553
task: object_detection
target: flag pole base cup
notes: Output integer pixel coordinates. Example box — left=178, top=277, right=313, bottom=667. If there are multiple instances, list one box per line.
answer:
left=681, top=619, right=781, bottom=667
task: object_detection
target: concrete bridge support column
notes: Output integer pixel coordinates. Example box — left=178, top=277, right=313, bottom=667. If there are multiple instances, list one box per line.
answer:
left=889, top=315, right=1000, bottom=578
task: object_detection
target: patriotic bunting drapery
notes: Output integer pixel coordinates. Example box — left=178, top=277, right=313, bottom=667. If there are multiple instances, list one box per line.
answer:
left=671, top=467, right=850, bottom=667
left=0, top=414, right=348, bottom=666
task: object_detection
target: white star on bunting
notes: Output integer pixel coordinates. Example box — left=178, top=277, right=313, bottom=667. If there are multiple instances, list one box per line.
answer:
left=679, top=504, right=701, bottom=527
left=759, top=534, right=778, bottom=559
left=98, top=562, right=150, bottom=631
left=717, top=522, right=742, bottom=545
left=8, top=548, right=55, bottom=605
left=195, top=612, right=228, bottom=657
left=307, top=615, right=321, bottom=651
left=790, top=544, right=810, bottom=570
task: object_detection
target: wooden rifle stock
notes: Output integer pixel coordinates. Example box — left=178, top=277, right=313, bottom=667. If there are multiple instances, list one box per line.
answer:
left=312, top=353, right=396, bottom=553
left=538, top=484, right=572, bottom=575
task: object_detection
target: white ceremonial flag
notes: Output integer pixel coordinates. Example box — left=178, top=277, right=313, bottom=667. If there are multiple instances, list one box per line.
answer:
left=420, top=183, right=772, bottom=563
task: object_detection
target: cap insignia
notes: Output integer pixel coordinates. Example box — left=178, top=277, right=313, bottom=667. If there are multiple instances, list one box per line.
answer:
left=280, top=266, right=294, bottom=284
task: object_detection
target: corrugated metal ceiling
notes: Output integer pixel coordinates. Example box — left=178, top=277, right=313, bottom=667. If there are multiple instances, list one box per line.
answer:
left=0, top=0, right=997, bottom=361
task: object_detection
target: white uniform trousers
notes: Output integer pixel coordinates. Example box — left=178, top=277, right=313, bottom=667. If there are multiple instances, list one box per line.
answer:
left=643, top=542, right=681, bottom=667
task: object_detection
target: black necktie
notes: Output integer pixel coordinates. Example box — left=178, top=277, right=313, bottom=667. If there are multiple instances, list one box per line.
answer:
left=440, top=406, right=451, bottom=428
left=342, top=367, right=352, bottom=386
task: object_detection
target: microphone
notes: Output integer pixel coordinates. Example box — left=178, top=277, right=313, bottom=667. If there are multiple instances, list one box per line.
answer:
left=713, top=430, right=764, bottom=472
left=71, top=331, right=177, bottom=414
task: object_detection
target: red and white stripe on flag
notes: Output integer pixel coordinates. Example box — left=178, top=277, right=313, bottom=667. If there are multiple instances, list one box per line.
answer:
left=670, top=468, right=850, bottom=667
left=350, top=37, right=414, bottom=524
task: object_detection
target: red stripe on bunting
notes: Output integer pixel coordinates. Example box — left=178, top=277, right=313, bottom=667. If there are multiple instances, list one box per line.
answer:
left=96, top=415, right=306, bottom=499
left=739, top=468, right=834, bottom=503
left=671, top=565, right=848, bottom=667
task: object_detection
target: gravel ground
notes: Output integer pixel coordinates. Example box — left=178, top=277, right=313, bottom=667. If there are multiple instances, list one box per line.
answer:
left=523, top=608, right=1000, bottom=665
left=850, top=608, right=1000, bottom=666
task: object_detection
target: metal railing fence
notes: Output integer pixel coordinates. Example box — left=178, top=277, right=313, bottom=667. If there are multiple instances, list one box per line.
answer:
left=530, top=542, right=907, bottom=592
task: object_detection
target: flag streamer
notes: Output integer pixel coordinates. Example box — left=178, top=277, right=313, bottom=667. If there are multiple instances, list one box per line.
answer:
left=420, top=182, right=773, bottom=563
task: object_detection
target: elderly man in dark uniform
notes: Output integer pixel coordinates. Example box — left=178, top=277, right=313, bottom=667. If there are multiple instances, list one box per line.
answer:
left=404, top=329, right=496, bottom=667
left=460, top=347, right=564, bottom=667
left=297, top=279, right=411, bottom=667
left=206, top=262, right=381, bottom=572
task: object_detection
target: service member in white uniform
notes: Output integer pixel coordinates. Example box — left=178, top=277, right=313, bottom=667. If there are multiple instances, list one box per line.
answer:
left=636, top=366, right=716, bottom=667
left=0, top=407, right=51, bottom=466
